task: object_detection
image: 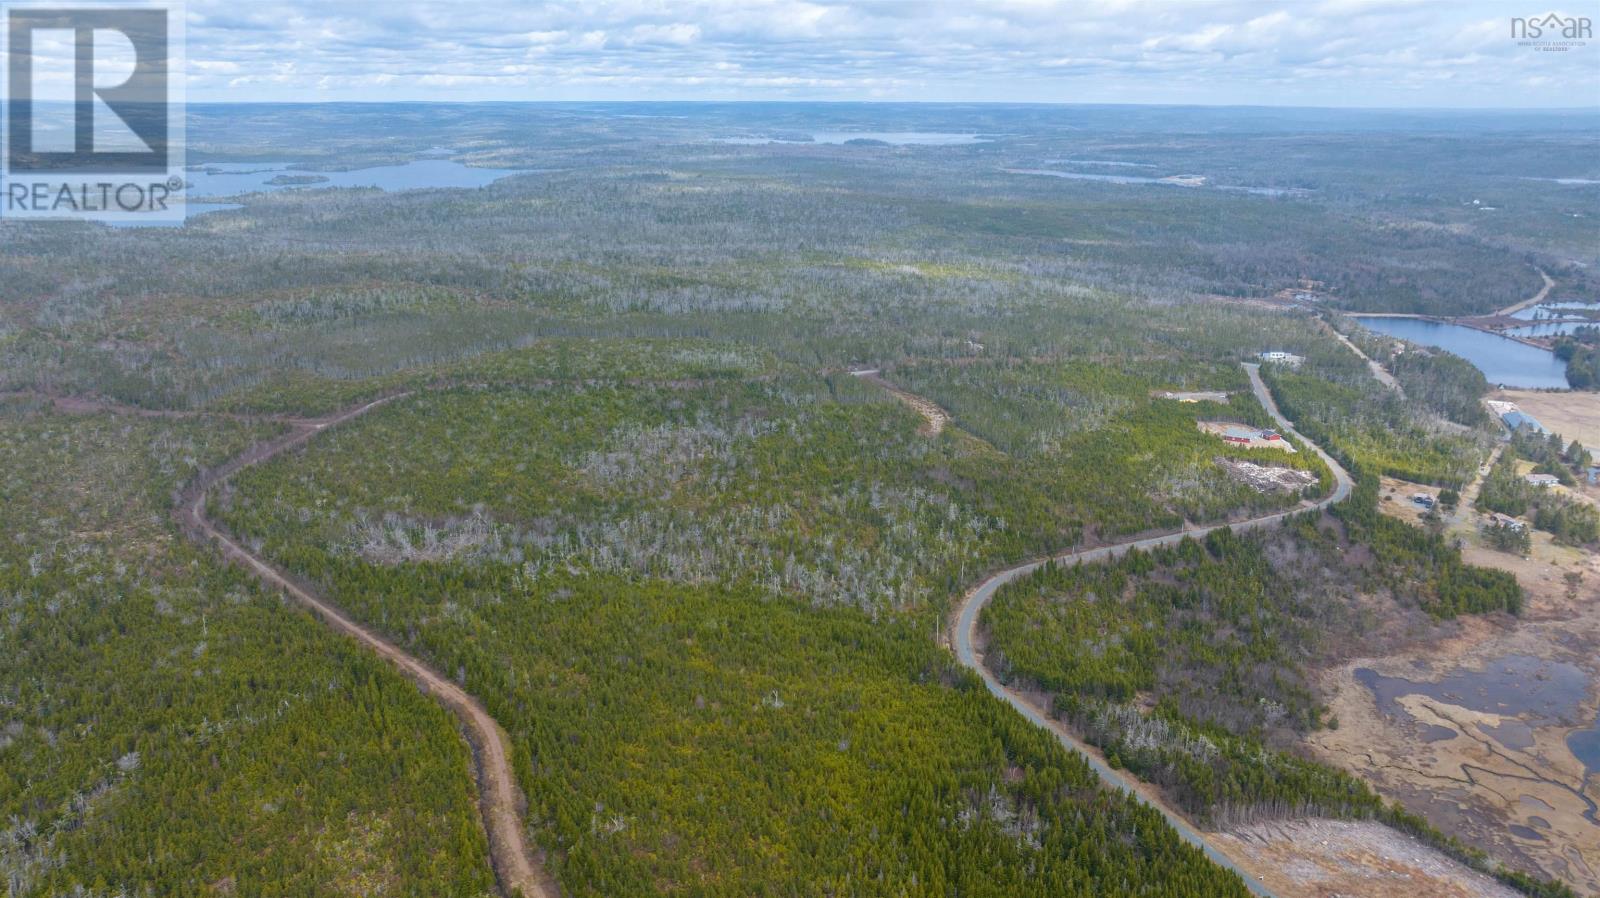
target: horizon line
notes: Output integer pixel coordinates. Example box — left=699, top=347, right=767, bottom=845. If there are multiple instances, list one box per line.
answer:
left=181, top=98, right=1600, bottom=114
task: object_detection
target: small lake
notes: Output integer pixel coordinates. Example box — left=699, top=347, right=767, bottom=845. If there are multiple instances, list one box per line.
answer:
left=1508, top=321, right=1596, bottom=337
left=1508, top=301, right=1600, bottom=337
left=1352, top=316, right=1571, bottom=389
left=1356, top=656, right=1590, bottom=726
left=717, top=131, right=991, bottom=146
left=101, top=159, right=526, bottom=229
left=183, top=159, right=523, bottom=198
left=1512, top=301, right=1600, bottom=320
left=1005, top=168, right=1307, bottom=197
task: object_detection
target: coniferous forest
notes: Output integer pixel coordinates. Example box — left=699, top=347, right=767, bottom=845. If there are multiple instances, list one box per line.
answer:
left=1, top=102, right=1592, bottom=898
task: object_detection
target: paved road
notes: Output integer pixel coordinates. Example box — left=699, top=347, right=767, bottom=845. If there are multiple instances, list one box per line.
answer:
left=946, top=363, right=1354, bottom=898
left=175, top=393, right=557, bottom=898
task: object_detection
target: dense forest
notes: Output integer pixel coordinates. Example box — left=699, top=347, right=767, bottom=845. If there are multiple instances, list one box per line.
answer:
left=0, top=400, right=497, bottom=897
left=209, top=367, right=1279, bottom=896
left=1556, top=328, right=1600, bottom=390
left=0, top=103, right=1589, bottom=897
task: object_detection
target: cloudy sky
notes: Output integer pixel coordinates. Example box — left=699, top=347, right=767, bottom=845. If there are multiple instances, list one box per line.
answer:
left=180, top=0, right=1597, bottom=107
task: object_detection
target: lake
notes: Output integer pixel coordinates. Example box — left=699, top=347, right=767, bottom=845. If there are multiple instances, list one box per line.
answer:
left=184, top=159, right=524, bottom=198
left=1353, top=316, right=1571, bottom=389
left=1507, top=301, right=1600, bottom=337
left=717, top=131, right=991, bottom=146
left=1005, top=167, right=1308, bottom=197
left=101, top=159, right=527, bottom=228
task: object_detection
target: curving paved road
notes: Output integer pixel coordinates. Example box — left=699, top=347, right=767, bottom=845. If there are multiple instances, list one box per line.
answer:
left=175, top=393, right=556, bottom=898
left=945, top=363, right=1354, bottom=898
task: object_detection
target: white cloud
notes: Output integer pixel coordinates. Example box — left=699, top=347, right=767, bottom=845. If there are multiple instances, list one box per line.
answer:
left=178, top=0, right=1598, bottom=106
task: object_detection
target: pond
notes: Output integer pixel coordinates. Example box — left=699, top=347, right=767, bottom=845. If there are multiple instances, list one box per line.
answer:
left=1570, top=711, right=1600, bottom=776
left=1355, top=656, right=1590, bottom=726
left=1352, top=316, right=1571, bottom=389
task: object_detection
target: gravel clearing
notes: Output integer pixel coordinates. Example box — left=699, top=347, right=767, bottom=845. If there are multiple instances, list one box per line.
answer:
left=1216, top=819, right=1524, bottom=898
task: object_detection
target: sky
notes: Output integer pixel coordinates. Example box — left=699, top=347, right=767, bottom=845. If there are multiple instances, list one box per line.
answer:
left=174, top=0, right=1599, bottom=107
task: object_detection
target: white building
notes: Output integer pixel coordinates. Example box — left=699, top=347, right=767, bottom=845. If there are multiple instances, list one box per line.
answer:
left=1258, top=351, right=1305, bottom=368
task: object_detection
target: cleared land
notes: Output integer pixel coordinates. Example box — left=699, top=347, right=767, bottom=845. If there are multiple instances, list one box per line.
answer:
left=1216, top=819, right=1523, bottom=898
left=1199, top=420, right=1298, bottom=452
left=1494, top=390, right=1600, bottom=455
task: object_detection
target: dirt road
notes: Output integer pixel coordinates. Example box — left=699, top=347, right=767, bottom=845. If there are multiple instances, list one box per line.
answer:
left=849, top=369, right=950, bottom=435
left=1321, top=318, right=1403, bottom=394
left=1496, top=268, right=1556, bottom=318
left=175, top=393, right=556, bottom=898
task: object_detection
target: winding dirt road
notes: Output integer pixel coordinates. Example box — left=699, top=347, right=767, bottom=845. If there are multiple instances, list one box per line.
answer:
left=849, top=368, right=951, bottom=435
left=1495, top=268, right=1556, bottom=319
left=174, top=393, right=556, bottom=898
left=1319, top=317, right=1403, bottom=394
left=940, top=363, right=1354, bottom=898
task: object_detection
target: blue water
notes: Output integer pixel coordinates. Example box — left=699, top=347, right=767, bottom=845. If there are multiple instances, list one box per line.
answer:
left=1508, top=321, right=1595, bottom=337
left=1507, top=301, right=1600, bottom=337
left=1569, top=711, right=1600, bottom=775
left=184, top=159, right=523, bottom=198
left=1513, top=301, right=1600, bottom=320
left=101, top=159, right=526, bottom=228
left=1353, top=316, right=1571, bottom=389
left=1355, top=656, right=1590, bottom=725
left=1005, top=168, right=1306, bottom=197
left=718, top=131, right=990, bottom=146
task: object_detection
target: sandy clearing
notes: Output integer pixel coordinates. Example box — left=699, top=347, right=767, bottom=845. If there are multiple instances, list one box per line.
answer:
left=1216, top=819, right=1523, bottom=898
